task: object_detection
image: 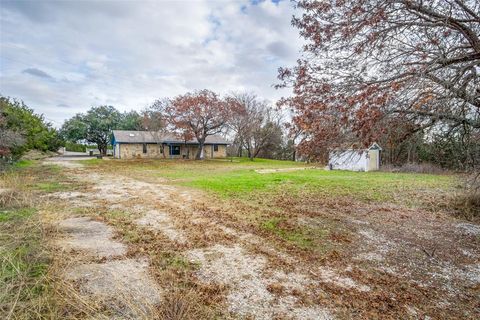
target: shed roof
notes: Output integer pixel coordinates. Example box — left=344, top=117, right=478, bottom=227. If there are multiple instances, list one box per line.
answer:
left=330, top=142, right=382, bottom=152
left=112, top=130, right=229, bottom=145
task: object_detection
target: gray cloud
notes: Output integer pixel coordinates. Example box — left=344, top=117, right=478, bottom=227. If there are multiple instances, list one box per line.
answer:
left=0, top=0, right=303, bottom=126
left=22, top=68, right=54, bottom=79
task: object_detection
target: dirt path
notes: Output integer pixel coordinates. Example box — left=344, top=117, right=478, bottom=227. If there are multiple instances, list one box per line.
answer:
left=44, top=158, right=479, bottom=319
left=45, top=159, right=334, bottom=319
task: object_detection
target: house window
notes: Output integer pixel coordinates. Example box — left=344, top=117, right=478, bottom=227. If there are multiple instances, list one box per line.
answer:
left=213, top=144, right=219, bottom=152
left=169, top=145, right=181, bottom=155
left=143, top=143, right=147, bottom=154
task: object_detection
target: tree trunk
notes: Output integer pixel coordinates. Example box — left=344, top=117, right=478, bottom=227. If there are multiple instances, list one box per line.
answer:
left=237, top=144, right=243, bottom=157
left=247, top=146, right=252, bottom=160
left=98, top=143, right=107, bottom=155
left=195, top=139, right=205, bottom=160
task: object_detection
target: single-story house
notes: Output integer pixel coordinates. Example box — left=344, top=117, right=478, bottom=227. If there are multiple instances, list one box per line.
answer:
left=328, top=143, right=382, bottom=171
left=112, top=130, right=229, bottom=159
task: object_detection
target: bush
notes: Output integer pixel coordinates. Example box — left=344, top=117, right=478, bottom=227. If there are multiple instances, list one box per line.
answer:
left=1, top=96, right=62, bottom=159
left=65, top=142, right=86, bottom=152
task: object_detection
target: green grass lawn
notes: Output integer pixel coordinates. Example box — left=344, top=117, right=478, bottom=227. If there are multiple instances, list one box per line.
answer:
left=87, top=157, right=457, bottom=207
left=184, top=167, right=454, bottom=202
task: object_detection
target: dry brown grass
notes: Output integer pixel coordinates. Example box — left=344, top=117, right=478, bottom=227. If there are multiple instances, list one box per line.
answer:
left=0, top=172, right=34, bottom=209
left=449, top=191, right=480, bottom=222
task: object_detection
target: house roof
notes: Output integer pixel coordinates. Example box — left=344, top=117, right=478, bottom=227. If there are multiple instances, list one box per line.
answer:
left=112, top=130, right=229, bottom=145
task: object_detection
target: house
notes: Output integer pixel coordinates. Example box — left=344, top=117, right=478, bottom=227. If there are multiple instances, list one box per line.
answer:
left=112, top=130, right=229, bottom=159
left=328, top=143, right=382, bottom=171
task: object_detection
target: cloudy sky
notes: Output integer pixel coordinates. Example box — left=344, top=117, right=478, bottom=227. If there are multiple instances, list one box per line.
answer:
left=0, top=0, right=303, bottom=126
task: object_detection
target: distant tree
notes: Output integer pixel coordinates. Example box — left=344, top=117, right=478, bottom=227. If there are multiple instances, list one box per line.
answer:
left=119, top=110, right=142, bottom=130
left=226, top=92, right=257, bottom=157
left=228, top=93, right=282, bottom=160
left=61, top=105, right=122, bottom=155
left=83, top=106, right=122, bottom=155
left=167, top=90, right=231, bottom=160
left=278, top=0, right=480, bottom=167
left=255, top=121, right=285, bottom=159
left=285, top=125, right=303, bottom=162
left=60, top=114, right=87, bottom=143
left=143, top=99, right=170, bottom=157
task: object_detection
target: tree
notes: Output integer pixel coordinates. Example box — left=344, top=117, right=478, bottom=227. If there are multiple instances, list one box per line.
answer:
left=60, top=106, right=123, bottom=155
left=227, top=92, right=258, bottom=157
left=167, top=90, right=230, bottom=160
left=83, top=106, right=122, bottom=155
left=142, top=99, right=170, bottom=158
left=0, top=96, right=61, bottom=160
left=278, top=0, right=480, bottom=168
left=119, top=111, right=143, bottom=130
left=60, top=114, right=87, bottom=143
left=0, top=112, right=24, bottom=159
left=228, top=93, right=282, bottom=160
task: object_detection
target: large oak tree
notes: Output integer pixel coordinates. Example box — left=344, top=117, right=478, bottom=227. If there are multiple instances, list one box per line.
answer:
left=61, top=106, right=142, bottom=155
left=278, top=0, right=480, bottom=167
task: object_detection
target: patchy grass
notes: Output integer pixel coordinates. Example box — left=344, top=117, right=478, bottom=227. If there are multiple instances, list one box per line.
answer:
left=13, top=159, right=35, bottom=168
left=34, top=181, right=66, bottom=193
left=0, top=207, right=36, bottom=222
left=8, top=156, right=476, bottom=319
left=261, top=217, right=314, bottom=249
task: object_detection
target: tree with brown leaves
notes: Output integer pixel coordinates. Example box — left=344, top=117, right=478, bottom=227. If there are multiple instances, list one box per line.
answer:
left=278, top=0, right=480, bottom=168
left=167, top=90, right=230, bottom=160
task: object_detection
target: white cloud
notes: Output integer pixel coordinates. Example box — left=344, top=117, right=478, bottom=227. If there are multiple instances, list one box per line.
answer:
left=0, top=0, right=303, bottom=127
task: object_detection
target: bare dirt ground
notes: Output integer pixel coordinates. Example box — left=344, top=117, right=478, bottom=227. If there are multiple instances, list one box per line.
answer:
left=44, top=158, right=479, bottom=319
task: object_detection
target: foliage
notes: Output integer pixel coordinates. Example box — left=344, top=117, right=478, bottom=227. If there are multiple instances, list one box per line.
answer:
left=278, top=0, right=480, bottom=169
left=65, top=141, right=86, bottom=152
left=167, top=90, right=231, bottom=160
left=118, top=110, right=143, bottom=130
left=0, top=96, right=62, bottom=162
left=60, top=106, right=142, bottom=154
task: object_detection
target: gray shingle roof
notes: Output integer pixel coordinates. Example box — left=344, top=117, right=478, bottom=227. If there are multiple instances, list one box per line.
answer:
left=112, top=130, right=229, bottom=145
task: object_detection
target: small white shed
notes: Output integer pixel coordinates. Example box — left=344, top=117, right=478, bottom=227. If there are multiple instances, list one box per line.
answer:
left=328, top=143, right=382, bottom=172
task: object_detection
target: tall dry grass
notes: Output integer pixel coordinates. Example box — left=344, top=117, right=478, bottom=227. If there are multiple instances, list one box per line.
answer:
left=0, top=170, right=57, bottom=319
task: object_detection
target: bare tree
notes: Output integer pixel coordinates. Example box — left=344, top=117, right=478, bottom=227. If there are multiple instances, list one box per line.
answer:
left=143, top=98, right=169, bottom=158
left=228, top=93, right=283, bottom=160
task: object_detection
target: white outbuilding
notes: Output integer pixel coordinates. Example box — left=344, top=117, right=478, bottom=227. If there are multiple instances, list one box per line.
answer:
left=328, top=143, right=382, bottom=172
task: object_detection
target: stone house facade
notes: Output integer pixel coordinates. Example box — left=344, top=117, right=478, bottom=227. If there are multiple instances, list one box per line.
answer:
left=112, top=130, right=228, bottom=159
